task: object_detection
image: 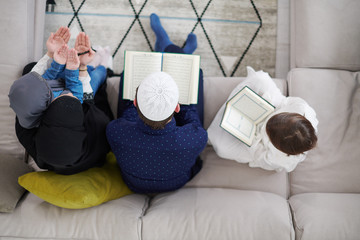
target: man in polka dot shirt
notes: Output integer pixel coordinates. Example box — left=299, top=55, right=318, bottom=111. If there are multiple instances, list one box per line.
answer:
left=106, top=13, right=207, bottom=194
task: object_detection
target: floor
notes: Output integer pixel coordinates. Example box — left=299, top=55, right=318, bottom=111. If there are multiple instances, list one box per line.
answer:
left=43, top=0, right=279, bottom=78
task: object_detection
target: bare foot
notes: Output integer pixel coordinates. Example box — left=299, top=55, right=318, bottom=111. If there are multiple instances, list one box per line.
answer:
left=54, top=45, right=68, bottom=65
left=66, top=48, right=80, bottom=70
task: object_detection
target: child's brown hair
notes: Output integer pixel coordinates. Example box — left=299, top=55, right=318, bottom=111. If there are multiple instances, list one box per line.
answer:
left=266, top=112, right=317, bottom=155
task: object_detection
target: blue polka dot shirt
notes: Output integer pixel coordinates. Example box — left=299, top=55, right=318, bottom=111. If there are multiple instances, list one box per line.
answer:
left=106, top=104, right=208, bottom=194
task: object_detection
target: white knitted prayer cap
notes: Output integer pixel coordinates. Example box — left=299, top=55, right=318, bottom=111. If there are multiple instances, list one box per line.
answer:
left=137, top=72, right=179, bottom=121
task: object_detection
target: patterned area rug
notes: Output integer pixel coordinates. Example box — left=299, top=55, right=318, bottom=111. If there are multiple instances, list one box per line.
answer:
left=44, top=0, right=277, bottom=77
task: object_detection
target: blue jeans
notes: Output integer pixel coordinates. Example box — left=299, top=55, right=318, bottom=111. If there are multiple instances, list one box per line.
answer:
left=88, top=65, right=107, bottom=96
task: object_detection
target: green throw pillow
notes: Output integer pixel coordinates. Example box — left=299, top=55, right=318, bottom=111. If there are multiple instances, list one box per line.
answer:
left=18, top=152, right=132, bottom=209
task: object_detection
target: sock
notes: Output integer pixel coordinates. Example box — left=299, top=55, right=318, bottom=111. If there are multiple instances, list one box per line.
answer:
left=150, top=13, right=172, bottom=52
left=183, top=33, right=197, bottom=54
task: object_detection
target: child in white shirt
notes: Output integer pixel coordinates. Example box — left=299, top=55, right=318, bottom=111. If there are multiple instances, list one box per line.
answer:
left=207, top=66, right=318, bottom=172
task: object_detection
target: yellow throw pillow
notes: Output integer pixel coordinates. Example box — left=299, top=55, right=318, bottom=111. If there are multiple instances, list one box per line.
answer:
left=18, top=152, right=132, bottom=209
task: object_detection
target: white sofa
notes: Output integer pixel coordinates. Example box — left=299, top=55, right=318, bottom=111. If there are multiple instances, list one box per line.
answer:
left=1, top=0, right=360, bottom=239
left=287, top=0, right=360, bottom=239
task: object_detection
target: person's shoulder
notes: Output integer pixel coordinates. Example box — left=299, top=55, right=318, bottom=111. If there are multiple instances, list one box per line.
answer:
left=251, top=138, right=305, bottom=172
left=176, top=123, right=208, bottom=146
left=284, top=96, right=311, bottom=105
left=106, top=118, right=138, bottom=144
left=279, top=96, right=310, bottom=112
left=107, top=118, right=136, bottom=131
left=178, top=122, right=207, bottom=133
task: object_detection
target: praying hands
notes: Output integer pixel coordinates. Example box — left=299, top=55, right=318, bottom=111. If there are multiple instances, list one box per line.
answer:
left=46, top=26, right=71, bottom=58
left=53, top=44, right=80, bottom=71
left=75, top=32, right=95, bottom=67
left=46, top=26, right=95, bottom=68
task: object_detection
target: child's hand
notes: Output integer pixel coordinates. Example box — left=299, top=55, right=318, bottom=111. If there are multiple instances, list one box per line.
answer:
left=66, top=49, right=80, bottom=70
left=53, top=44, right=68, bottom=65
left=46, top=27, right=71, bottom=58
left=75, top=32, right=95, bottom=65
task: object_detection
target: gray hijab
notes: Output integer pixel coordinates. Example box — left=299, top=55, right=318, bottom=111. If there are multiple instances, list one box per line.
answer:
left=9, top=71, right=53, bottom=129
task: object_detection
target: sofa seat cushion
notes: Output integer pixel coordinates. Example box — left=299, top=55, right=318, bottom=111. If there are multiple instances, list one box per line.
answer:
left=142, top=188, right=294, bottom=240
left=289, top=193, right=360, bottom=240
left=288, top=68, right=360, bottom=195
left=0, top=193, right=149, bottom=240
left=186, top=146, right=288, bottom=198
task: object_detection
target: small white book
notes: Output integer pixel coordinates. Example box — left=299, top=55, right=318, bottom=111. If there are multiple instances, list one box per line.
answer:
left=220, top=86, right=275, bottom=146
left=123, top=50, right=200, bottom=104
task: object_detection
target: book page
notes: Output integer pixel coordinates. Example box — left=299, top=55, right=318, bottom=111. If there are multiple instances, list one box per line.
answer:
left=221, top=104, right=255, bottom=146
left=230, top=87, right=274, bottom=124
left=162, top=53, right=200, bottom=104
left=220, top=86, right=275, bottom=146
left=123, top=51, right=162, bottom=100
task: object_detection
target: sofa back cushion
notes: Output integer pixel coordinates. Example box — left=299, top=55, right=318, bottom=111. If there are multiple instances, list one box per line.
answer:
left=290, top=0, right=360, bottom=71
left=288, top=68, right=360, bottom=195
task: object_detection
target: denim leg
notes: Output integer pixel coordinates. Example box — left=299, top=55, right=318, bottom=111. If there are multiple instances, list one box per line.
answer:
left=88, top=65, right=107, bottom=96
left=164, top=44, right=184, bottom=54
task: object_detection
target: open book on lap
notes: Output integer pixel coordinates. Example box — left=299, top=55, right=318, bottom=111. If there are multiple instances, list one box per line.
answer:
left=123, top=50, right=200, bottom=105
left=220, top=86, right=275, bottom=146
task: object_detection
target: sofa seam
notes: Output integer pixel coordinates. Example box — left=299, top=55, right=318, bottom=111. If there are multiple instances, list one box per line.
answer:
left=137, top=196, right=151, bottom=240
left=185, top=186, right=287, bottom=199
left=286, top=172, right=290, bottom=200
left=288, top=200, right=304, bottom=240
left=290, top=0, right=296, bottom=69
left=286, top=200, right=295, bottom=240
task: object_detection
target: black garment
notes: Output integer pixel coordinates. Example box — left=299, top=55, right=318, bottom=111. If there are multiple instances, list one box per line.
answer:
left=93, top=80, right=114, bottom=121
left=16, top=97, right=110, bottom=175
left=22, top=62, right=37, bottom=76
left=15, top=63, right=111, bottom=175
left=35, top=96, right=86, bottom=172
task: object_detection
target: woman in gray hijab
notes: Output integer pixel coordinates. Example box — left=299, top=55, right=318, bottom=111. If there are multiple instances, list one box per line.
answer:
left=9, top=27, right=112, bottom=174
